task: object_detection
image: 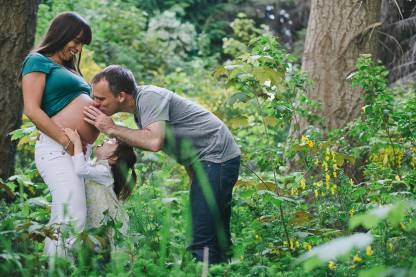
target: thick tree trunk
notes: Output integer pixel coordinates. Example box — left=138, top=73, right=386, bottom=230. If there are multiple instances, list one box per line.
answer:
left=293, top=0, right=381, bottom=136
left=0, top=1, right=38, bottom=180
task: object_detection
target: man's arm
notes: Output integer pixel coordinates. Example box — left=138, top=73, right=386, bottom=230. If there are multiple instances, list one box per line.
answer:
left=84, top=106, right=165, bottom=152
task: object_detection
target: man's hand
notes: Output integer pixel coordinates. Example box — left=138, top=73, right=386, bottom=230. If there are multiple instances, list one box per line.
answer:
left=84, top=106, right=115, bottom=135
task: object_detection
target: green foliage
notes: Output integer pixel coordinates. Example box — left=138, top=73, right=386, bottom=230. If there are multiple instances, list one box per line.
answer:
left=6, top=3, right=416, bottom=275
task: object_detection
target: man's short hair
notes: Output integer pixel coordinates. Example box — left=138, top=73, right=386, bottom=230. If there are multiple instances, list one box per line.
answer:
left=91, top=65, right=136, bottom=96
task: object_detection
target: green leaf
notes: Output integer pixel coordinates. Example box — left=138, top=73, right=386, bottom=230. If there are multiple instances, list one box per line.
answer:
left=226, top=93, right=251, bottom=106
left=213, top=65, right=227, bottom=78
left=264, top=117, right=279, bottom=127
left=229, top=116, right=249, bottom=129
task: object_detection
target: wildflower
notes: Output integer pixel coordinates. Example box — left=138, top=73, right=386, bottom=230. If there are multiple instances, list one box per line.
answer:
left=322, top=162, right=329, bottom=171
left=303, top=243, right=312, bottom=251
left=349, top=179, right=354, bottom=186
left=328, top=261, right=336, bottom=270
left=400, top=222, right=406, bottom=231
left=333, top=171, right=337, bottom=178
left=395, top=175, right=401, bottom=181
left=315, top=181, right=322, bottom=188
left=321, top=191, right=325, bottom=197
left=290, top=240, right=294, bottom=249
left=333, top=164, right=339, bottom=171
left=240, top=255, right=244, bottom=261
left=326, top=173, right=331, bottom=182
left=295, top=241, right=300, bottom=248
left=326, top=148, right=330, bottom=155
left=315, top=158, right=319, bottom=165
left=255, top=234, right=261, bottom=239
left=389, top=242, right=393, bottom=250
left=301, top=181, right=306, bottom=190
left=366, top=246, right=373, bottom=256
left=325, top=156, right=330, bottom=161
left=315, top=189, right=319, bottom=198
left=351, top=265, right=356, bottom=269
left=331, top=185, right=337, bottom=195
left=240, top=207, right=245, bottom=212
left=308, top=140, right=315, bottom=147
left=353, top=255, right=362, bottom=262
left=349, top=208, right=355, bottom=217
left=301, top=136, right=308, bottom=142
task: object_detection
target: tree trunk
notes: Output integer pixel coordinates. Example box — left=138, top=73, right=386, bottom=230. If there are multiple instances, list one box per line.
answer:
left=293, top=0, right=381, bottom=136
left=0, top=0, right=38, bottom=180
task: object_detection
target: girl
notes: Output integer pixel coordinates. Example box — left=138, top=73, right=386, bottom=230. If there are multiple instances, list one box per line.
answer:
left=63, top=128, right=137, bottom=250
left=21, top=12, right=99, bottom=256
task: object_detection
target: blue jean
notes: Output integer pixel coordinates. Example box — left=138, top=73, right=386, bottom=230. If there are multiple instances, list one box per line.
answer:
left=188, top=156, right=240, bottom=263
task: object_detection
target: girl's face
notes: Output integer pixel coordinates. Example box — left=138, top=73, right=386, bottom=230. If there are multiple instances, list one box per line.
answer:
left=94, top=138, right=118, bottom=161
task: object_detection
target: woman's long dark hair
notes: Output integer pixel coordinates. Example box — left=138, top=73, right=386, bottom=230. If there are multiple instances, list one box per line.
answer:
left=111, top=142, right=137, bottom=201
left=32, top=11, right=92, bottom=76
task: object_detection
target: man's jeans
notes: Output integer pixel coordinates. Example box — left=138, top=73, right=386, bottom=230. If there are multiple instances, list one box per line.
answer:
left=189, top=156, right=240, bottom=264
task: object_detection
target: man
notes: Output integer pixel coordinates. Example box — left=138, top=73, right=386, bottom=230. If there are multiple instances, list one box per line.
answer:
left=84, top=65, right=240, bottom=263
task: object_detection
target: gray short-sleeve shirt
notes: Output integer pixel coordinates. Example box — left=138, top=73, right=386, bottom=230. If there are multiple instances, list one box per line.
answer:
left=133, top=85, right=240, bottom=166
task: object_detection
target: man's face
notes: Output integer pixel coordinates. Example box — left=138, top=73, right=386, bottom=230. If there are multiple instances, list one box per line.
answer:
left=91, top=79, right=121, bottom=116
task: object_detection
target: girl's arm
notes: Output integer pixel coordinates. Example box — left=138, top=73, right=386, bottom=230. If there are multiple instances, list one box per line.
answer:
left=72, top=153, right=113, bottom=187
left=22, top=72, right=74, bottom=154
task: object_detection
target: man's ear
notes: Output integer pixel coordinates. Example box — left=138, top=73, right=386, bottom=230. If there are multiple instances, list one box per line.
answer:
left=118, top=91, right=126, bottom=103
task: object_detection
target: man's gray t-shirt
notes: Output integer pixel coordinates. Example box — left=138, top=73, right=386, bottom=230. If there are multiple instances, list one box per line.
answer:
left=133, top=85, right=240, bottom=166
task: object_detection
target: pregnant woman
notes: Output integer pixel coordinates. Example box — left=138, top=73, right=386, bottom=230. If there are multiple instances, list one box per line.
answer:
left=20, top=12, right=99, bottom=257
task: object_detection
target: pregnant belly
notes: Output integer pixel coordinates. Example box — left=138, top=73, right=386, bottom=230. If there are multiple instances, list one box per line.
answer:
left=51, top=94, right=99, bottom=144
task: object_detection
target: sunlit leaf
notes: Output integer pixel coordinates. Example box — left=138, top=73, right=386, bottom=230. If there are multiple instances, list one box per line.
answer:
left=299, top=233, right=373, bottom=271
left=229, top=116, right=249, bottom=129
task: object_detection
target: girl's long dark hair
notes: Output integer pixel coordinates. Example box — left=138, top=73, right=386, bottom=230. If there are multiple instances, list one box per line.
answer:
left=111, top=142, right=137, bottom=201
left=32, top=11, right=92, bottom=76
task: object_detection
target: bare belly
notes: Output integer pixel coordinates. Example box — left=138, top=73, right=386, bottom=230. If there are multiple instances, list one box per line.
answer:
left=51, top=94, right=99, bottom=144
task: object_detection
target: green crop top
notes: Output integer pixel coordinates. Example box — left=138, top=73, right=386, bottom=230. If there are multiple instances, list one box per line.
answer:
left=21, top=53, right=91, bottom=117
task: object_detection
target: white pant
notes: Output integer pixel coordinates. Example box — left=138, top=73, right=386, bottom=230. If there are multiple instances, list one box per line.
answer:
left=35, top=132, right=92, bottom=256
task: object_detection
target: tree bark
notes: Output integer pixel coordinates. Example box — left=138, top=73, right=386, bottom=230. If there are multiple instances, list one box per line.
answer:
left=293, top=0, right=381, bottom=136
left=0, top=0, right=38, bottom=180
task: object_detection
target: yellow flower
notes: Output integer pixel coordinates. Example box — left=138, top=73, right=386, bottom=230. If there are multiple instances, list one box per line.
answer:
left=333, top=171, right=337, bottom=178
left=331, top=185, right=337, bottom=195
left=326, top=173, right=331, bottom=182
left=351, top=265, right=356, bottom=269
left=321, top=191, right=325, bottom=197
left=308, top=140, right=315, bottom=147
left=328, top=261, right=336, bottom=270
left=349, top=179, right=354, bottom=186
left=353, top=255, right=362, bottom=262
left=295, top=241, right=300, bottom=248
left=255, top=234, right=261, bottom=239
left=366, top=246, right=373, bottom=256
left=315, top=190, right=319, bottom=198
left=333, top=164, right=339, bottom=171
left=315, top=159, right=319, bottom=165
left=389, top=242, right=393, bottom=250
left=325, top=156, right=330, bottom=161
left=301, top=136, right=308, bottom=142
left=326, top=148, right=330, bottom=155
left=303, top=243, right=312, bottom=250
left=290, top=241, right=294, bottom=249
left=301, top=181, right=306, bottom=190
left=350, top=208, right=355, bottom=217
left=240, top=255, right=244, bottom=261
left=315, top=181, right=322, bottom=188
left=400, top=222, right=406, bottom=231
